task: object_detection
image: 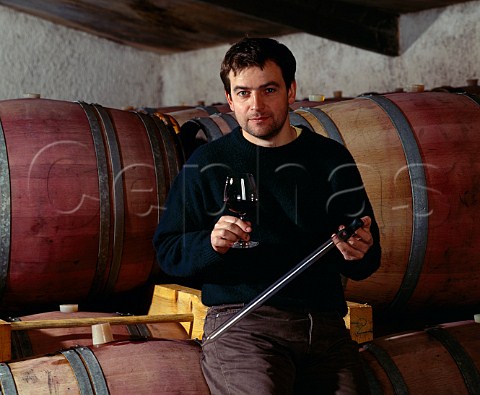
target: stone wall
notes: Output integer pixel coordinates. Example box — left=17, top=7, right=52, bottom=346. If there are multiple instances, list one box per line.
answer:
left=0, top=5, right=167, bottom=108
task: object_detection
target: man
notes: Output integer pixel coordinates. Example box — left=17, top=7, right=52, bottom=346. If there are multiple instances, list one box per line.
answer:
left=154, top=37, right=381, bottom=394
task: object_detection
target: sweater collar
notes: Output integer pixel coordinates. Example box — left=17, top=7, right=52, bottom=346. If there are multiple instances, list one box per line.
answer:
left=231, top=126, right=307, bottom=154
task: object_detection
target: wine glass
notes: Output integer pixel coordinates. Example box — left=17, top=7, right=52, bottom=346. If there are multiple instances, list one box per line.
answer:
left=224, top=173, right=259, bottom=248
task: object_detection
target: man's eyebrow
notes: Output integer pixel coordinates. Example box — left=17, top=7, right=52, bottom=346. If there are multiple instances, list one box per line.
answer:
left=232, top=81, right=280, bottom=92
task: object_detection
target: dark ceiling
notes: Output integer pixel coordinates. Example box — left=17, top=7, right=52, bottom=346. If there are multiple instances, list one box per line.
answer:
left=0, top=0, right=473, bottom=56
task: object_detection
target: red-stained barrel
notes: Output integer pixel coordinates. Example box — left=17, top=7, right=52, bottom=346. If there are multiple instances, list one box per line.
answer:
left=360, top=320, right=480, bottom=394
left=0, top=339, right=210, bottom=394
left=7, top=310, right=190, bottom=360
left=0, top=98, right=183, bottom=313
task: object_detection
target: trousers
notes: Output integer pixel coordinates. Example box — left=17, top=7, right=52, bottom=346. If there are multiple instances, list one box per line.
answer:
left=200, top=304, right=370, bottom=395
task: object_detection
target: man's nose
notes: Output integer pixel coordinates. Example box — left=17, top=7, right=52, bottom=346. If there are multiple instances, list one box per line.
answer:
left=250, top=91, right=264, bottom=111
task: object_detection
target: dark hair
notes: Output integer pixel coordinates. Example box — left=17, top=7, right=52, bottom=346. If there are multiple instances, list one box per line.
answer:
left=220, top=37, right=296, bottom=94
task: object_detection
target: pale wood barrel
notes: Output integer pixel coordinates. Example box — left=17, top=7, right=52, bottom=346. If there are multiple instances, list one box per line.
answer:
left=294, top=92, right=480, bottom=313
left=179, top=113, right=239, bottom=158
left=176, top=110, right=315, bottom=160
left=166, top=103, right=231, bottom=126
left=0, top=339, right=210, bottom=394
left=168, top=92, right=480, bottom=314
left=361, top=320, right=480, bottom=394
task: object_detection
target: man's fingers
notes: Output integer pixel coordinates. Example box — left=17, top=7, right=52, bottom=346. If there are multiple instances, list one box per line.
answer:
left=332, top=216, right=374, bottom=260
left=211, top=215, right=252, bottom=253
left=217, top=215, right=252, bottom=232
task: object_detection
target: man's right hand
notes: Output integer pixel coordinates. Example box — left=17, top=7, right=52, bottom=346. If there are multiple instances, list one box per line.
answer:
left=211, top=216, right=252, bottom=254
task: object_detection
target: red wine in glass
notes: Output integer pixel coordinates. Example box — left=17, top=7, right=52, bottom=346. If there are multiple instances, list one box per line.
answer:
left=224, top=173, right=259, bottom=248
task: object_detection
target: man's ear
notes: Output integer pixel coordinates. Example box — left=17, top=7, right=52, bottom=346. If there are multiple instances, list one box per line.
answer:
left=288, top=80, right=297, bottom=105
left=226, top=91, right=234, bottom=111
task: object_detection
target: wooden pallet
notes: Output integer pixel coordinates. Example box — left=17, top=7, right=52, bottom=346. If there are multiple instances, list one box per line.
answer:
left=149, top=284, right=207, bottom=340
left=149, top=284, right=373, bottom=343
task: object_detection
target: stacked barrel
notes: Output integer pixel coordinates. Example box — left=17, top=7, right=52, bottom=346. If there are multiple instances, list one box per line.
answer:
left=0, top=99, right=185, bottom=315
left=284, top=90, right=480, bottom=395
left=0, top=98, right=212, bottom=393
left=0, top=81, right=479, bottom=393
left=162, top=88, right=480, bottom=321
left=153, top=87, right=480, bottom=394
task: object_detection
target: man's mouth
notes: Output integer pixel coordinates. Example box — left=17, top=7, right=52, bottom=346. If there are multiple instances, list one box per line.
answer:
left=249, top=115, right=269, bottom=122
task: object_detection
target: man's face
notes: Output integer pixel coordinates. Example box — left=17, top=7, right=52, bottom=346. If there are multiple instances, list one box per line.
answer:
left=225, top=60, right=296, bottom=145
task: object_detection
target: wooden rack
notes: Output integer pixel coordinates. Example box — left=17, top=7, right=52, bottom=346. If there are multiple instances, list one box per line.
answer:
left=149, top=284, right=373, bottom=344
left=0, top=284, right=373, bottom=362
left=0, top=313, right=193, bottom=362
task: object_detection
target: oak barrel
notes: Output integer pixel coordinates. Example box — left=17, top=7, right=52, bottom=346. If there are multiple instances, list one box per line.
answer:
left=7, top=310, right=189, bottom=360
left=177, top=111, right=315, bottom=159
left=166, top=103, right=231, bottom=126
left=179, top=113, right=239, bottom=158
left=360, top=320, right=480, bottom=394
left=0, top=98, right=183, bottom=312
left=289, top=94, right=350, bottom=110
left=171, top=92, right=480, bottom=314
left=0, top=339, right=210, bottom=394
left=294, top=92, right=480, bottom=312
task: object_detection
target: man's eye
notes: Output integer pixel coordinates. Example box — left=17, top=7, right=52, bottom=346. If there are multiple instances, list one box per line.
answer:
left=265, top=88, right=276, bottom=94
left=238, top=91, right=249, bottom=97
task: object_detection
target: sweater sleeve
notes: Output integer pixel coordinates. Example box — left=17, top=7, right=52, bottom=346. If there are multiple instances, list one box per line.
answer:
left=326, top=143, right=382, bottom=281
left=153, top=163, right=225, bottom=279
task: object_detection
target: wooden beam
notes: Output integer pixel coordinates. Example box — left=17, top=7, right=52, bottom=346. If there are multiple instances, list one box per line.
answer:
left=6, top=313, right=194, bottom=331
left=0, top=0, right=297, bottom=53
left=0, top=313, right=194, bottom=362
left=4, top=0, right=467, bottom=56
left=200, top=0, right=400, bottom=56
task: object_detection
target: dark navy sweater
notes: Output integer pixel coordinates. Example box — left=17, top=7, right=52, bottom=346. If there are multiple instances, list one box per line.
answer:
left=153, top=126, right=381, bottom=316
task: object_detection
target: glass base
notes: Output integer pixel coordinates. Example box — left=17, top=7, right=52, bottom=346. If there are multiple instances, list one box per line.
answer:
left=232, top=240, right=259, bottom=249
